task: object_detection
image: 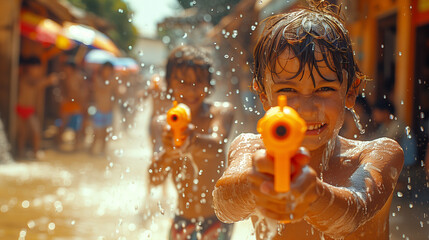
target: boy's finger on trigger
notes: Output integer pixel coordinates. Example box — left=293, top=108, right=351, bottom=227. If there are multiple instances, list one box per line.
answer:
left=293, top=147, right=310, bottom=166
left=247, top=171, right=273, bottom=186
left=252, top=150, right=274, bottom=174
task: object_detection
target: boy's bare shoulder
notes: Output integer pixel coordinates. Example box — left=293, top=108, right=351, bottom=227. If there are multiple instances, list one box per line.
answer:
left=339, top=136, right=403, bottom=162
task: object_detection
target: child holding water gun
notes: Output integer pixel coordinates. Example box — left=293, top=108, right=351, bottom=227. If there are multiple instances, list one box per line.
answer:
left=213, top=1, right=404, bottom=239
left=148, top=45, right=234, bottom=239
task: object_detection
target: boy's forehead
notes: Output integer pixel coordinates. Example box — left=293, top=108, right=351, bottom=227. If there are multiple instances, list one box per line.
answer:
left=270, top=48, right=334, bottom=74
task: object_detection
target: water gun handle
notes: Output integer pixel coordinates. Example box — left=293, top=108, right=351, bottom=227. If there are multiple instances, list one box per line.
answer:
left=274, top=152, right=292, bottom=192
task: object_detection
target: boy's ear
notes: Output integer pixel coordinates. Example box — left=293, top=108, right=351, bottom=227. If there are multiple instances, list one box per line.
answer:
left=253, top=78, right=271, bottom=111
left=345, top=86, right=358, bottom=109
left=259, top=92, right=271, bottom=111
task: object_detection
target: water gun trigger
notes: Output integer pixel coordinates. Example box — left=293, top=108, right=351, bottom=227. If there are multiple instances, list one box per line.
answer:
left=257, top=95, right=307, bottom=192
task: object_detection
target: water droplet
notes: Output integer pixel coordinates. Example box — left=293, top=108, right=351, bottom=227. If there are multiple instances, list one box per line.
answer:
left=48, top=222, right=56, bottom=230
left=27, top=220, right=36, bottom=229
left=21, top=200, right=30, bottom=208
left=118, top=8, right=124, bottom=13
left=114, top=149, right=124, bottom=158
left=397, top=191, right=403, bottom=197
left=405, top=126, right=411, bottom=139
left=19, top=230, right=27, bottom=238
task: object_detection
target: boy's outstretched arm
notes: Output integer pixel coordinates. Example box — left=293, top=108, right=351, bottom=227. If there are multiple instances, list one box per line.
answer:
left=305, top=137, right=404, bottom=238
left=148, top=116, right=177, bottom=186
left=213, top=133, right=262, bottom=223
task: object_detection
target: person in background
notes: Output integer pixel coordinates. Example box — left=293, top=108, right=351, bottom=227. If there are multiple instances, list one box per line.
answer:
left=16, top=56, right=58, bottom=159
left=372, top=98, right=417, bottom=166
left=148, top=45, right=234, bottom=239
left=58, top=60, right=88, bottom=151
left=372, top=98, right=405, bottom=141
left=90, top=61, right=117, bottom=155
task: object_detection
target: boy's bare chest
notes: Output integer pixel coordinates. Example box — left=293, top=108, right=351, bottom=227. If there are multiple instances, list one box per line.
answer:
left=192, top=116, right=214, bottom=134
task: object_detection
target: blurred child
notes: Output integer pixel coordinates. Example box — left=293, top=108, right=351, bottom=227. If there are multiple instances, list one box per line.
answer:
left=91, top=61, right=117, bottom=155
left=213, top=2, right=404, bottom=239
left=58, top=61, right=88, bottom=150
left=148, top=45, right=234, bottom=239
left=372, top=98, right=405, bottom=141
left=16, top=57, right=57, bottom=158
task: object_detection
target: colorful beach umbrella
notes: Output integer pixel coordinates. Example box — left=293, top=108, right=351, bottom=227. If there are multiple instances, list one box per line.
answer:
left=63, top=22, right=121, bottom=56
left=20, top=10, right=75, bottom=50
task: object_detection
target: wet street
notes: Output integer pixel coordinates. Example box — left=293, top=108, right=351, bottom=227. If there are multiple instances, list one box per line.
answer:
left=0, top=103, right=428, bottom=240
left=0, top=103, right=175, bottom=240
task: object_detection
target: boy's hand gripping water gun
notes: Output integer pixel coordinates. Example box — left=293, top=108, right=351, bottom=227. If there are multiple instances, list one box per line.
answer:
left=257, top=95, right=307, bottom=192
left=167, top=101, right=191, bottom=147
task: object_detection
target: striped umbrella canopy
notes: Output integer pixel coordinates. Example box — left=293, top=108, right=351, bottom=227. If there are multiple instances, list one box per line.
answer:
left=63, top=22, right=121, bottom=56
left=20, top=10, right=75, bottom=50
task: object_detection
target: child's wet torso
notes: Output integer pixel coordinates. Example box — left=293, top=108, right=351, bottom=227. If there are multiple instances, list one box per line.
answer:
left=171, top=103, right=227, bottom=219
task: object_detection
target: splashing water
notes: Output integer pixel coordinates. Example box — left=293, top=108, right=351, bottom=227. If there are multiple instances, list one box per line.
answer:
left=254, top=210, right=279, bottom=239
left=346, top=107, right=365, bottom=134
left=320, top=136, right=336, bottom=180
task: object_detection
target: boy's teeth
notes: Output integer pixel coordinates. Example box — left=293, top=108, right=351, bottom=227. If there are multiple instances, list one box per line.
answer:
left=307, top=123, right=324, bottom=130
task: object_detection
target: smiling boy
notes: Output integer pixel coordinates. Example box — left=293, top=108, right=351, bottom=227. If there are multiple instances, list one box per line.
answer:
left=213, top=2, right=404, bottom=239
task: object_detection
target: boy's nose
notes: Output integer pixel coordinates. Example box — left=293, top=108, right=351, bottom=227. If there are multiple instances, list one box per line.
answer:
left=293, top=95, right=319, bottom=118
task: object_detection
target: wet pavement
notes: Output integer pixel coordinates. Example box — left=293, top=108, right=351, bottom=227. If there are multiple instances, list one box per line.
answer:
left=0, top=102, right=428, bottom=239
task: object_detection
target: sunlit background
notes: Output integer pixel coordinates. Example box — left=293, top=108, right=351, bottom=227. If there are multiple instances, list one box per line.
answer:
left=0, top=0, right=428, bottom=239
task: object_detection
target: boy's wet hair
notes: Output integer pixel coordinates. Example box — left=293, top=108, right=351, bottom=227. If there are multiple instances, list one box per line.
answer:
left=253, top=1, right=365, bottom=94
left=166, top=45, right=212, bottom=88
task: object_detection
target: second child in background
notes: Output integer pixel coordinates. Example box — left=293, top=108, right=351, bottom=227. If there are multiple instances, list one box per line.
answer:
left=58, top=60, right=88, bottom=151
left=91, top=61, right=117, bottom=155
left=16, top=57, right=58, bottom=159
left=148, top=45, right=234, bottom=240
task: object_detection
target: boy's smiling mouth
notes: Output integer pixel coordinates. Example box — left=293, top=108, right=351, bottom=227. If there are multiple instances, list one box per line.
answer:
left=306, top=122, right=327, bottom=135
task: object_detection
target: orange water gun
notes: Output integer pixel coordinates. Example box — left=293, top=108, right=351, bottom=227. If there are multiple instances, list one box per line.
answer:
left=257, top=95, right=307, bottom=192
left=167, top=101, right=191, bottom=147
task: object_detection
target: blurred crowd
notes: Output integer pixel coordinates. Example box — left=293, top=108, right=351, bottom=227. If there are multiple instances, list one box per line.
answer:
left=15, top=54, right=143, bottom=159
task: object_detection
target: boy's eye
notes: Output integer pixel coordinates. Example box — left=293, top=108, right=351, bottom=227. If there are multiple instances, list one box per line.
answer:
left=316, top=87, right=336, bottom=92
left=276, top=88, right=296, bottom=93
